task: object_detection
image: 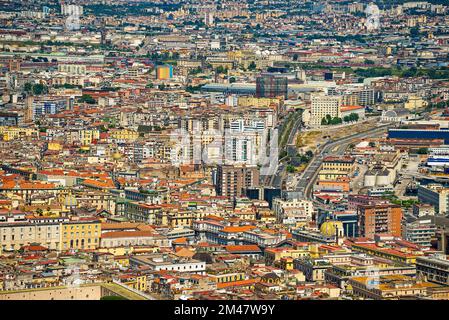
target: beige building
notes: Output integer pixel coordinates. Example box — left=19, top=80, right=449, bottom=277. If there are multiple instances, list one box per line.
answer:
left=0, top=219, right=62, bottom=252
left=310, top=93, right=342, bottom=127
left=0, top=216, right=101, bottom=253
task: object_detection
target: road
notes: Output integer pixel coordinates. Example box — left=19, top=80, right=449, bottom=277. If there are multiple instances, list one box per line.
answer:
left=265, top=112, right=303, bottom=188
left=294, top=123, right=396, bottom=199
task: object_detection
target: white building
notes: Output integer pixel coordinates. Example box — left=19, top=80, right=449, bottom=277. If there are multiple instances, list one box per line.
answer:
left=130, top=254, right=206, bottom=274
left=310, top=93, right=342, bottom=127
left=272, top=198, right=314, bottom=223
left=61, top=4, right=83, bottom=16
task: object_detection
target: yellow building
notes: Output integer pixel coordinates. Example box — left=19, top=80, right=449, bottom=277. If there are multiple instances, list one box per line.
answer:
left=121, top=275, right=147, bottom=292
left=209, top=272, right=246, bottom=283
left=98, top=247, right=134, bottom=256
left=404, top=96, right=427, bottom=110
left=349, top=275, right=438, bottom=300
left=98, top=246, right=158, bottom=257
left=109, top=129, right=139, bottom=142
left=79, top=129, right=100, bottom=146
left=351, top=243, right=418, bottom=265
left=318, top=170, right=349, bottom=181
left=264, top=248, right=309, bottom=266
left=0, top=127, right=37, bottom=141
left=227, top=50, right=243, bottom=62
left=114, top=255, right=130, bottom=268
left=60, top=219, right=101, bottom=251
left=321, top=156, right=355, bottom=173
left=237, top=96, right=282, bottom=108
left=47, top=142, right=62, bottom=151
left=278, top=257, right=294, bottom=270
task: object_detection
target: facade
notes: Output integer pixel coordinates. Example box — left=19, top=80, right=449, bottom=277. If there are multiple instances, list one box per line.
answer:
left=256, top=74, right=288, bottom=99
left=0, top=112, right=19, bottom=126
left=416, top=255, right=449, bottom=285
left=388, top=129, right=449, bottom=144
left=294, top=258, right=332, bottom=282
left=272, top=198, right=314, bottom=223
left=215, top=164, right=260, bottom=198
left=357, top=204, right=403, bottom=238
left=0, top=216, right=101, bottom=252
left=310, top=93, right=342, bottom=127
left=100, top=231, right=171, bottom=248
left=130, top=253, right=206, bottom=274
left=403, top=219, right=437, bottom=247
left=322, top=156, right=355, bottom=173
left=330, top=211, right=358, bottom=237
left=417, top=184, right=449, bottom=215
left=60, top=218, right=101, bottom=251
left=413, top=203, right=436, bottom=217
left=32, top=99, right=67, bottom=120
left=348, top=275, right=438, bottom=299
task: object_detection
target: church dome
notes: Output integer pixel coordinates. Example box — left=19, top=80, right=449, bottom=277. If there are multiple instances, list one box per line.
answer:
left=112, top=152, right=122, bottom=160
left=320, top=219, right=343, bottom=237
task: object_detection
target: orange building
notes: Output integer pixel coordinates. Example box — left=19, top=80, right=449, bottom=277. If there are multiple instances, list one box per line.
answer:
left=357, top=204, right=402, bottom=238
left=317, top=179, right=350, bottom=192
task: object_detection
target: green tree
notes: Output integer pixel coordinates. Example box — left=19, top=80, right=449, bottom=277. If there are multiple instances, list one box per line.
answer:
left=347, top=113, right=359, bottom=122
left=330, top=117, right=342, bottom=125
left=24, top=82, right=33, bottom=93
left=215, top=66, right=228, bottom=74
left=416, top=147, right=428, bottom=154
left=32, top=83, right=47, bottom=95
left=248, top=61, right=257, bottom=71
left=79, top=94, right=95, bottom=104
left=410, top=27, right=420, bottom=38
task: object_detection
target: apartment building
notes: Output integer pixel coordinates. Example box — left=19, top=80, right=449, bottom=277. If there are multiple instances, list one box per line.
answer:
left=416, top=254, right=449, bottom=285
left=357, top=204, right=403, bottom=238
left=0, top=215, right=101, bottom=253
left=418, top=184, right=449, bottom=215
left=310, top=93, right=342, bottom=127
left=215, top=164, right=260, bottom=198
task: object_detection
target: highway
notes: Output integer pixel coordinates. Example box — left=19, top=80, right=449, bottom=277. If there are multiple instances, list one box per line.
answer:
left=265, top=112, right=303, bottom=188
left=294, top=123, right=396, bottom=199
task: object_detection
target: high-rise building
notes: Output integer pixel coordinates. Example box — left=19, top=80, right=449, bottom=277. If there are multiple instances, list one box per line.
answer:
left=357, top=204, right=403, bottom=238
left=215, top=165, right=260, bottom=199
left=357, top=87, right=375, bottom=106
left=61, top=4, right=83, bottom=16
left=417, top=184, right=449, bottom=215
left=403, top=218, right=437, bottom=247
left=256, top=74, right=288, bottom=99
left=25, top=96, right=34, bottom=123
left=310, top=93, right=342, bottom=127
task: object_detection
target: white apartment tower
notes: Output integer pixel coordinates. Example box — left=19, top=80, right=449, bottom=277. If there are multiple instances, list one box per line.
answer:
left=310, top=93, right=342, bottom=127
